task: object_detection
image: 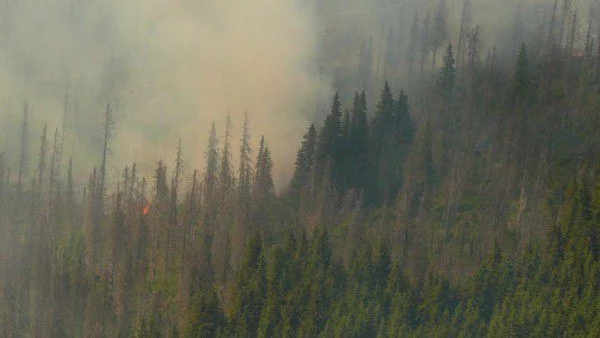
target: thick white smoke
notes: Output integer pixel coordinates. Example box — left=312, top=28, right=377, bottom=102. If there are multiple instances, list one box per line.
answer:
left=0, top=0, right=330, bottom=190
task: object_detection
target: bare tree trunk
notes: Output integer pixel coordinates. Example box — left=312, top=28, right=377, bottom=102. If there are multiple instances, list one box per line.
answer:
left=0, top=153, right=4, bottom=213
left=16, top=104, right=29, bottom=206
left=457, top=0, right=471, bottom=74
left=100, top=104, right=112, bottom=216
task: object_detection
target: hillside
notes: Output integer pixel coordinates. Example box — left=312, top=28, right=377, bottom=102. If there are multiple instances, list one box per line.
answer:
left=0, top=0, right=599, bottom=336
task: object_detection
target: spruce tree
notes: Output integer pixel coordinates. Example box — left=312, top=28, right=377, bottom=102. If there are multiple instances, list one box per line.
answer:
left=154, top=160, right=169, bottom=209
left=253, top=135, right=275, bottom=228
left=220, top=114, right=234, bottom=197
left=316, top=93, right=343, bottom=187
left=231, top=234, right=266, bottom=336
left=438, top=44, right=456, bottom=106
left=205, top=121, right=219, bottom=202
left=340, top=110, right=351, bottom=191
left=420, top=10, right=432, bottom=79
left=395, top=90, right=414, bottom=147
left=512, top=42, right=532, bottom=106
left=170, top=140, right=183, bottom=227
left=238, top=113, right=253, bottom=205
left=432, top=0, right=449, bottom=71
left=290, top=124, right=317, bottom=197
left=349, top=91, right=369, bottom=192
left=254, top=136, right=274, bottom=203
left=370, top=81, right=398, bottom=204
left=408, top=11, right=420, bottom=78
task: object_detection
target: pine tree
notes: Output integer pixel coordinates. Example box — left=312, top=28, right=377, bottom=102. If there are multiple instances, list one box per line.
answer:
left=457, top=0, right=473, bottom=71
left=290, top=124, right=317, bottom=197
left=395, top=91, right=414, bottom=146
left=170, top=140, right=183, bottom=228
left=254, top=136, right=274, bottom=204
left=408, top=11, right=420, bottom=79
left=512, top=42, right=532, bottom=106
left=316, top=93, right=343, bottom=188
left=154, top=160, right=169, bottom=209
left=220, top=114, right=234, bottom=197
left=431, top=0, right=449, bottom=71
left=438, top=44, right=456, bottom=106
left=49, top=128, right=60, bottom=200
left=349, top=91, right=369, bottom=192
left=185, top=288, right=226, bottom=337
left=238, top=113, right=253, bottom=205
left=231, top=234, right=266, bottom=336
left=420, top=10, right=432, bottom=79
left=252, top=136, right=275, bottom=231
left=205, top=121, right=219, bottom=206
left=358, top=37, right=373, bottom=91
left=340, top=109, right=351, bottom=191
left=370, top=81, right=400, bottom=204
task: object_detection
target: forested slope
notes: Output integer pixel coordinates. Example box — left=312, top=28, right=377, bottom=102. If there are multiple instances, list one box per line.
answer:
left=1, top=0, right=599, bottom=336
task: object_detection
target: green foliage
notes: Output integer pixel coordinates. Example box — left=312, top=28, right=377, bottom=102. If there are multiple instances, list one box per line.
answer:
left=512, top=42, right=532, bottom=106
left=219, top=175, right=599, bottom=336
left=290, top=123, right=317, bottom=198
left=185, top=288, right=226, bottom=338
left=316, top=93, right=343, bottom=188
left=3, top=13, right=600, bottom=336
left=438, top=44, right=456, bottom=102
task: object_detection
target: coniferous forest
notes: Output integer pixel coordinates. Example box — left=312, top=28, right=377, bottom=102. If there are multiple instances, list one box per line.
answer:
left=1, top=0, right=600, bottom=337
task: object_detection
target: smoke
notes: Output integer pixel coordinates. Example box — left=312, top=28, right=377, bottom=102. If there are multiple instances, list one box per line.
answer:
left=0, top=0, right=597, bottom=192
left=0, top=0, right=329, bottom=190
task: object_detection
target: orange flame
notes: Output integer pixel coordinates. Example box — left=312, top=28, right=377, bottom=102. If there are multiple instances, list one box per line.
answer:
left=143, top=205, right=150, bottom=215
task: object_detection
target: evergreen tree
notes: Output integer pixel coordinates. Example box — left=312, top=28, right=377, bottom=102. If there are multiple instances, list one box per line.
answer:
left=252, top=136, right=275, bottom=231
left=395, top=90, right=414, bottom=147
left=170, top=140, right=183, bottom=227
left=431, top=0, right=449, bottom=71
left=290, top=124, right=317, bottom=197
left=420, top=10, right=432, bottom=79
left=185, top=288, right=226, bottom=337
left=316, top=93, right=343, bottom=188
left=238, top=113, right=253, bottom=205
left=438, top=44, right=456, bottom=106
left=370, top=81, right=411, bottom=204
left=205, top=121, right=219, bottom=205
left=349, top=91, right=369, bottom=192
left=254, top=136, right=274, bottom=203
left=220, top=114, right=234, bottom=197
left=231, top=234, right=266, bottom=336
left=154, top=160, right=169, bottom=209
left=512, top=42, right=532, bottom=106
left=408, top=11, right=420, bottom=78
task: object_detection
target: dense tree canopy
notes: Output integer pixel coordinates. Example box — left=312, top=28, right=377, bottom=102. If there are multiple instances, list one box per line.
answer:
left=0, top=1, right=599, bottom=336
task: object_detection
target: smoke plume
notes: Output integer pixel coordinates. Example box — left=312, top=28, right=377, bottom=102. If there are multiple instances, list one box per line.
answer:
left=0, top=0, right=329, bottom=190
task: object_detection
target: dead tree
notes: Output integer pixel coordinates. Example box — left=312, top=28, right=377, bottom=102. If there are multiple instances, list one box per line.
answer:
left=457, top=0, right=472, bottom=73
left=100, top=103, right=114, bottom=216
left=16, top=104, right=29, bottom=203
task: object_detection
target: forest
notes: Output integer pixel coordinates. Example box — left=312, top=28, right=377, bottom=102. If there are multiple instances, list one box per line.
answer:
left=0, top=0, right=599, bottom=337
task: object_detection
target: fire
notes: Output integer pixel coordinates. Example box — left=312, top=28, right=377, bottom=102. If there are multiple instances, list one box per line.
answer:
left=143, top=204, right=150, bottom=215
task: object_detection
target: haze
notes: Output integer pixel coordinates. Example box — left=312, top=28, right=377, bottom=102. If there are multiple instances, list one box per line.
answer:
left=0, top=0, right=596, bottom=189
